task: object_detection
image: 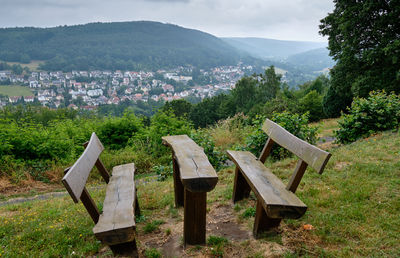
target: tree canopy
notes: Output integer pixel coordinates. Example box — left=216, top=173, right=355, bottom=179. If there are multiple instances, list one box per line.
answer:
left=320, top=0, right=400, bottom=116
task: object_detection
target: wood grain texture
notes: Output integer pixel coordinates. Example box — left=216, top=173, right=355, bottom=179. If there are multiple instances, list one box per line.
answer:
left=62, top=132, right=104, bottom=203
left=184, top=190, right=206, bottom=245
left=227, top=150, right=307, bottom=219
left=262, top=119, right=331, bottom=174
left=93, top=163, right=136, bottom=246
left=253, top=199, right=282, bottom=238
left=232, top=167, right=251, bottom=203
left=162, top=135, right=218, bottom=192
left=286, top=160, right=308, bottom=193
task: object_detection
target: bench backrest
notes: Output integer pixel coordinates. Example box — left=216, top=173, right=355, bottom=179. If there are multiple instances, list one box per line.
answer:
left=260, top=119, right=331, bottom=192
left=62, top=132, right=105, bottom=203
left=62, top=132, right=111, bottom=223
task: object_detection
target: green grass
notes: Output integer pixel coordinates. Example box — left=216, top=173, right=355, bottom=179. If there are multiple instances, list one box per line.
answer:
left=0, top=85, right=33, bottom=97
left=0, top=119, right=399, bottom=257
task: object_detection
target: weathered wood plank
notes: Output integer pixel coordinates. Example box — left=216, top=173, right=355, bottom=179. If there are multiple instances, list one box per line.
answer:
left=232, top=167, right=251, bottom=203
left=262, top=119, right=331, bottom=174
left=227, top=150, right=307, bottom=219
left=259, top=138, right=275, bottom=163
left=172, top=156, right=184, bottom=207
left=62, top=133, right=104, bottom=203
left=286, top=160, right=308, bottom=193
left=162, top=135, right=218, bottom=192
left=184, top=189, right=206, bottom=245
left=93, top=163, right=136, bottom=245
left=253, top=199, right=281, bottom=238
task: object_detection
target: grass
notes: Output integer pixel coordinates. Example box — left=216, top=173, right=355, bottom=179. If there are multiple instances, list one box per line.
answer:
left=0, top=85, right=33, bottom=97
left=0, top=119, right=399, bottom=256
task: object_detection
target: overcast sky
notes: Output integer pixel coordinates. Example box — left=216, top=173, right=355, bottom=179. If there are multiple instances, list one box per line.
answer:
left=0, top=0, right=334, bottom=42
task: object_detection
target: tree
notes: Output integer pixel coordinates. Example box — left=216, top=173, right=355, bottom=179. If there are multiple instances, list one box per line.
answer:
left=320, top=0, right=400, bottom=116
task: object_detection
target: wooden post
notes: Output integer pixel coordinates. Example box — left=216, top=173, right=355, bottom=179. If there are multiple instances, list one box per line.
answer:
left=232, top=167, right=251, bottom=203
left=253, top=200, right=281, bottom=238
left=184, top=189, right=206, bottom=246
left=172, top=155, right=184, bottom=207
left=259, top=138, right=275, bottom=163
left=286, top=160, right=308, bottom=193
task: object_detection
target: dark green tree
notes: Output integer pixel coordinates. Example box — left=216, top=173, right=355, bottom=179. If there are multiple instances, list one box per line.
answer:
left=320, top=0, right=400, bottom=116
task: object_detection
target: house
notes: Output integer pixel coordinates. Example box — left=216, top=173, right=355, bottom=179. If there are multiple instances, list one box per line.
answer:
left=9, top=96, right=22, bottom=103
left=24, top=96, right=35, bottom=103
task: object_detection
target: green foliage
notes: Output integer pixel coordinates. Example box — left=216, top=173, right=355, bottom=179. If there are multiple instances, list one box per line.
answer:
left=143, top=220, right=164, bottom=234
left=244, top=112, right=318, bottom=160
left=298, top=90, right=324, bottom=122
left=97, top=111, right=144, bottom=150
left=0, top=21, right=242, bottom=70
left=241, top=207, right=256, bottom=218
left=207, top=235, right=228, bottom=257
left=320, top=0, right=400, bottom=116
left=190, top=129, right=227, bottom=171
left=144, top=248, right=162, bottom=258
left=152, top=163, right=173, bottom=182
left=162, top=99, right=192, bottom=118
left=335, top=91, right=400, bottom=144
left=146, top=110, right=193, bottom=157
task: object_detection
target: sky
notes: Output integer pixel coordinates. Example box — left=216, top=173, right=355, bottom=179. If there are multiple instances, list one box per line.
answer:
left=0, top=0, right=334, bottom=42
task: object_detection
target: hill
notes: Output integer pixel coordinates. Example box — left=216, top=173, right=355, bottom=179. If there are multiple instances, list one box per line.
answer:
left=0, top=21, right=246, bottom=71
left=287, top=47, right=335, bottom=72
left=222, top=37, right=327, bottom=60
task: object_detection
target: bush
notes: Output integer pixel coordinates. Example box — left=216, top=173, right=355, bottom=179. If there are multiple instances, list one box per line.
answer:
left=190, top=129, right=227, bottom=171
left=244, top=112, right=318, bottom=160
left=335, top=91, right=400, bottom=144
left=152, top=163, right=173, bottom=181
left=97, top=111, right=144, bottom=150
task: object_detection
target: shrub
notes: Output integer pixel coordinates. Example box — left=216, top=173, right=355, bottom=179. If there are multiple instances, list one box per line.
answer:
left=190, top=129, right=227, bottom=171
left=97, top=111, right=144, bottom=150
left=298, top=90, right=325, bottom=122
left=335, top=91, right=400, bottom=143
left=244, top=112, right=318, bottom=160
left=152, top=163, right=173, bottom=181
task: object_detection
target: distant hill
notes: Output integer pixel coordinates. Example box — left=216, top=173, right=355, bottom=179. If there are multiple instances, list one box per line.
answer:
left=222, top=37, right=327, bottom=60
left=287, top=47, right=335, bottom=72
left=0, top=21, right=247, bottom=71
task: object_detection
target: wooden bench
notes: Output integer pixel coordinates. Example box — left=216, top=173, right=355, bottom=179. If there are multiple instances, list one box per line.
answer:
left=228, top=119, right=331, bottom=238
left=62, top=132, right=140, bottom=256
left=162, top=135, right=218, bottom=246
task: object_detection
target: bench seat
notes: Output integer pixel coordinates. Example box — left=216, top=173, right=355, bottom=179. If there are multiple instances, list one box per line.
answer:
left=227, top=150, right=307, bottom=219
left=93, top=163, right=137, bottom=245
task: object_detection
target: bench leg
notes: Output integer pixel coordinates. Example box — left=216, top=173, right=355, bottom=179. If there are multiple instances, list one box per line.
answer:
left=135, top=188, right=141, bottom=216
left=253, top=200, right=281, bottom=238
left=109, top=240, right=138, bottom=257
left=232, top=167, right=251, bottom=203
left=184, top=189, right=206, bottom=246
left=173, top=156, right=184, bottom=207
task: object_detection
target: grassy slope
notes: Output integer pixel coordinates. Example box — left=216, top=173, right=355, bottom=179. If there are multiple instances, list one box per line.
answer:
left=0, top=120, right=399, bottom=257
left=0, top=85, right=33, bottom=97
left=0, top=60, right=44, bottom=71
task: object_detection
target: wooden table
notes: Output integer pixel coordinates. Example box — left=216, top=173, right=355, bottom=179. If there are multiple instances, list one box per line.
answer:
left=162, top=135, right=218, bottom=246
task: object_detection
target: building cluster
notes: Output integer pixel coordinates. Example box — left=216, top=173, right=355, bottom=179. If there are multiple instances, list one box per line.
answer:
left=0, top=64, right=252, bottom=109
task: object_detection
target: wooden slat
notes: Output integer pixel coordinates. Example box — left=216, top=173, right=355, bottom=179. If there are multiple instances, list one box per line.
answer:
left=262, top=119, right=331, bottom=174
left=162, top=135, right=218, bottom=192
left=83, top=141, right=110, bottom=183
left=227, top=150, right=307, bottom=219
left=62, top=133, right=104, bottom=203
left=286, top=160, right=308, bottom=193
left=93, top=163, right=136, bottom=245
left=259, top=138, right=275, bottom=163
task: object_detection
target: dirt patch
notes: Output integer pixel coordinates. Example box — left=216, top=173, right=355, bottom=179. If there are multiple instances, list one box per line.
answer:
left=0, top=177, right=61, bottom=197
left=334, top=161, right=352, bottom=170
left=207, top=204, right=251, bottom=241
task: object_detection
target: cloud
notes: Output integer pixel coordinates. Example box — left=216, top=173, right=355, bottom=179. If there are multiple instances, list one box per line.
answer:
left=0, top=0, right=334, bottom=41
